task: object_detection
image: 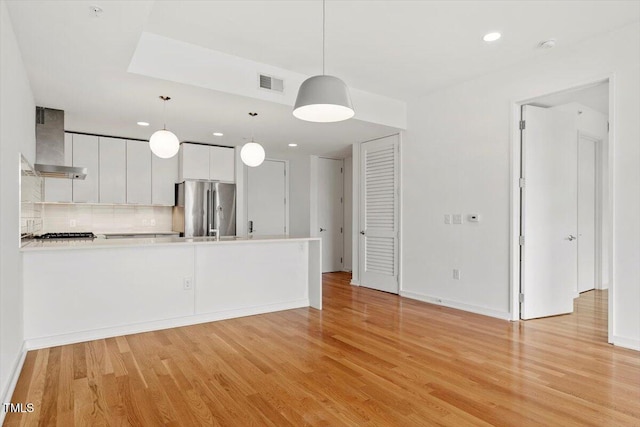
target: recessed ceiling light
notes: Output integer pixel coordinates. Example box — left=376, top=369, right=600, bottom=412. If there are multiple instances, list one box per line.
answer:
left=213, top=132, right=224, bottom=137
left=483, top=32, right=501, bottom=42
left=288, top=143, right=298, bottom=147
left=137, top=121, right=149, bottom=126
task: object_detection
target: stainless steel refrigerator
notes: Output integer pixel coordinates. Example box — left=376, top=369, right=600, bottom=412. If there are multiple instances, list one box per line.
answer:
left=173, top=180, right=236, bottom=237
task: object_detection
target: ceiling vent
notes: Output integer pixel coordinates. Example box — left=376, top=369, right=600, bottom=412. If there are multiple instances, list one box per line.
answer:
left=258, top=74, right=284, bottom=93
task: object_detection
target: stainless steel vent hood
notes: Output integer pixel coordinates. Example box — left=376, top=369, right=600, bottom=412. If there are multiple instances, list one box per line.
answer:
left=34, top=107, right=87, bottom=179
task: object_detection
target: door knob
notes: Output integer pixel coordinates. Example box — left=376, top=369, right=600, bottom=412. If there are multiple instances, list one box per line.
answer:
left=360, top=231, right=365, bottom=235
left=320, top=228, right=326, bottom=232
left=567, top=235, right=576, bottom=241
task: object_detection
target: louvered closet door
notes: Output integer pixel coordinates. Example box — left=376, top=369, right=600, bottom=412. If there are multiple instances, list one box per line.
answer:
left=360, top=135, right=399, bottom=294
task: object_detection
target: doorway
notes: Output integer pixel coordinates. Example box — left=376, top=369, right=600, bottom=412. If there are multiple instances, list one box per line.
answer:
left=246, top=159, right=289, bottom=236
left=317, top=157, right=344, bottom=273
left=513, top=80, right=611, bottom=337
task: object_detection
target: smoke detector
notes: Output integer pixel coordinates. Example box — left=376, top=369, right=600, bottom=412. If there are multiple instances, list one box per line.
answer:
left=538, top=39, right=557, bottom=49
left=90, top=5, right=103, bottom=17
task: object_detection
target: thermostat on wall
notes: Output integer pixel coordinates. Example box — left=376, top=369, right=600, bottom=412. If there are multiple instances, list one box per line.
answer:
left=468, top=214, right=481, bottom=223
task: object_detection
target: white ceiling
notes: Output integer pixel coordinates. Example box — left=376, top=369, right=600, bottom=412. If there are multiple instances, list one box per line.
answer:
left=5, top=1, right=639, bottom=155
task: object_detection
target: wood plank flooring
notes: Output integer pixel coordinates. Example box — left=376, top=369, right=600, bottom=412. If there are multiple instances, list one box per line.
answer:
left=5, top=272, right=639, bottom=426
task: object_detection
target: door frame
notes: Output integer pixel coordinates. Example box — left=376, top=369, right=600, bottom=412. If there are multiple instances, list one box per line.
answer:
left=244, top=158, right=290, bottom=236
left=509, top=76, right=614, bottom=343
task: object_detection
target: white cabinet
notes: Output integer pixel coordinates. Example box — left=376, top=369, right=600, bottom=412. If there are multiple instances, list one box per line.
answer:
left=179, top=143, right=235, bottom=182
left=180, top=143, right=210, bottom=181
left=126, top=140, right=152, bottom=204
left=152, top=152, right=179, bottom=205
left=43, top=133, right=72, bottom=202
left=99, top=137, right=126, bottom=204
left=72, top=134, right=99, bottom=203
left=209, top=146, right=235, bottom=182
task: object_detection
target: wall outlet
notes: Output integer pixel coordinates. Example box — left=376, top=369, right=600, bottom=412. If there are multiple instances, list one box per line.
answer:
left=183, top=277, right=193, bottom=290
left=150, top=218, right=156, bottom=226
left=444, top=214, right=451, bottom=224
left=452, top=214, right=463, bottom=224
left=453, top=269, right=461, bottom=280
left=69, top=219, right=76, bottom=228
left=142, top=219, right=149, bottom=226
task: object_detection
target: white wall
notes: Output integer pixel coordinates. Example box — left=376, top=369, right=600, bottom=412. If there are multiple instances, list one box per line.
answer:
left=0, top=0, right=35, bottom=406
left=401, top=22, right=640, bottom=348
left=551, top=102, right=609, bottom=289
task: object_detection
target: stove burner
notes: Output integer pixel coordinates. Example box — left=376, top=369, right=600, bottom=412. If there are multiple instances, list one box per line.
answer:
left=35, top=232, right=96, bottom=240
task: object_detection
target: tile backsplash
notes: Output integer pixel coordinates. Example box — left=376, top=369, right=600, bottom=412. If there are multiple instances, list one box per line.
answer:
left=41, top=204, right=174, bottom=233
left=21, top=155, right=43, bottom=236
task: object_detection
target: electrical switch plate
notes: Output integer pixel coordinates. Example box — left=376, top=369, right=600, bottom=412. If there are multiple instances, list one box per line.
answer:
left=444, top=214, right=451, bottom=224
left=69, top=219, right=76, bottom=228
left=150, top=219, right=156, bottom=226
left=453, top=269, right=461, bottom=280
left=453, top=214, right=463, bottom=224
left=469, top=214, right=480, bottom=222
left=142, top=219, right=149, bottom=226
left=183, top=277, right=193, bottom=290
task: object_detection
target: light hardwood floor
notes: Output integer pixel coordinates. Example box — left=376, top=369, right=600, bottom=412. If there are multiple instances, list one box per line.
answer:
left=5, top=272, right=639, bottom=426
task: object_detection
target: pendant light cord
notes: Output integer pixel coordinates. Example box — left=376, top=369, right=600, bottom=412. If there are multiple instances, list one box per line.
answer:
left=162, top=99, right=167, bottom=130
left=322, top=0, right=325, bottom=75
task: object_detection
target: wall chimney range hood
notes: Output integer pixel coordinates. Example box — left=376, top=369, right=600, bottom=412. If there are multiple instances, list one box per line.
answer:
left=34, top=107, right=87, bottom=180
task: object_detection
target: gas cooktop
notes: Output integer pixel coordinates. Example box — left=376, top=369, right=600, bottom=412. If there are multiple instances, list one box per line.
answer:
left=35, top=232, right=96, bottom=240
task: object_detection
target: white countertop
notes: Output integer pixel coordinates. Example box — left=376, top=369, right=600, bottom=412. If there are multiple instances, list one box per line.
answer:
left=21, top=235, right=320, bottom=252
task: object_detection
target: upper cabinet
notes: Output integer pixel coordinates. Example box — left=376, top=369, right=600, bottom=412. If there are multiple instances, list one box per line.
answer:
left=179, top=143, right=235, bottom=182
left=72, top=134, right=99, bottom=203
left=152, top=151, right=179, bottom=206
left=209, top=146, right=235, bottom=182
left=126, top=140, right=152, bottom=204
left=179, top=143, right=210, bottom=181
left=99, top=137, right=127, bottom=204
left=43, top=133, right=73, bottom=202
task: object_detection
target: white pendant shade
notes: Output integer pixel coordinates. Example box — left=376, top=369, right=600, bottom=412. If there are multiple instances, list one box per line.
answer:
left=241, top=142, right=265, bottom=167
left=293, top=75, right=355, bottom=122
left=149, top=129, right=180, bottom=159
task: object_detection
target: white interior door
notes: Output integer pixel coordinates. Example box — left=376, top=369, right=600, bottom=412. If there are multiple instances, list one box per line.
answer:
left=318, top=158, right=344, bottom=273
left=359, top=135, right=399, bottom=294
left=578, top=136, right=597, bottom=293
left=247, top=160, right=287, bottom=236
left=521, top=105, right=577, bottom=320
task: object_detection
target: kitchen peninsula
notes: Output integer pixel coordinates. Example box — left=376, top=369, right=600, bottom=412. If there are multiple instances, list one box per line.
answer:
left=21, top=236, right=321, bottom=349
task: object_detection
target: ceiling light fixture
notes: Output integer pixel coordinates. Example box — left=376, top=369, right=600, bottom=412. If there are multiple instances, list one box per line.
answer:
left=288, top=143, right=298, bottom=147
left=137, top=121, right=149, bottom=126
left=240, top=112, right=265, bottom=167
left=149, top=96, right=180, bottom=159
left=293, top=0, right=354, bottom=123
left=213, top=132, right=224, bottom=137
left=483, top=32, right=501, bottom=42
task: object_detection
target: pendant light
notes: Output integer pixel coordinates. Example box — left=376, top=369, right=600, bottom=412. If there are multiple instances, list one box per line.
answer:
left=241, top=112, right=266, bottom=167
left=149, top=96, right=180, bottom=159
left=293, top=0, right=354, bottom=122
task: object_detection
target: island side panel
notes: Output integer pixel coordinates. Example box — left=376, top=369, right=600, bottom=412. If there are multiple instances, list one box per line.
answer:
left=195, top=241, right=309, bottom=315
left=308, top=239, right=322, bottom=309
left=23, top=245, right=195, bottom=344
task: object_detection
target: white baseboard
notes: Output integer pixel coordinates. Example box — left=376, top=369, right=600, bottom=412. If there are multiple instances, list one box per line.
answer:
left=612, top=335, right=640, bottom=351
left=350, top=280, right=359, bottom=286
left=400, top=290, right=511, bottom=320
left=0, top=341, right=28, bottom=425
left=25, top=299, right=309, bottom=350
